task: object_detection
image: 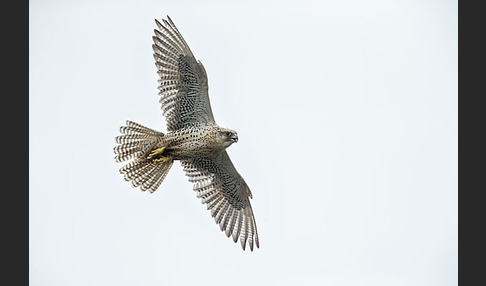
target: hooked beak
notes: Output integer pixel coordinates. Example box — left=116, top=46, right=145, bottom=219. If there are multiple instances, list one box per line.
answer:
left=231, top=134, right=238, bottom=143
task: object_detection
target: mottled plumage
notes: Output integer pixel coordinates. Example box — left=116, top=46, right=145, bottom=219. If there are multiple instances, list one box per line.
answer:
left=113, top=16, right=259, bottom=251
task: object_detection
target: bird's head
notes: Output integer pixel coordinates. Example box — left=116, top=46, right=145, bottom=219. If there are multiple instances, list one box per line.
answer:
left=216, top=127, right=238, bottom=148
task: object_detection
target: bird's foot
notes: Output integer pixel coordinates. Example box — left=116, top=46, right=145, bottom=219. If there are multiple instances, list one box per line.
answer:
left=152, top=157, right=170, bottom=164
left=148, top=147, right=169, bottom=164
left=149, top=147, right=165, bottom=157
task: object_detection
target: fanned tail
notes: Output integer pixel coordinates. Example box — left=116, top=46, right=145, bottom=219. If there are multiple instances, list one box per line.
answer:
left=114, top=120, right=173, bottom=193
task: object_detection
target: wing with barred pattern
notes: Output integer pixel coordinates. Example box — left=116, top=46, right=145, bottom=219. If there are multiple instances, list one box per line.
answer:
left=181, top=151, right=259, bottom=251
left=152, top=16, right=215, bottom=131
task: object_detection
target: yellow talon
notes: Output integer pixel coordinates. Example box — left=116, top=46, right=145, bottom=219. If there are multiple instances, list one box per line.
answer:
left=148, top=147, right=170, bottom=164
left=149, top=147, right=165, bottom=158
left=152, top=157, right=170, bottom=164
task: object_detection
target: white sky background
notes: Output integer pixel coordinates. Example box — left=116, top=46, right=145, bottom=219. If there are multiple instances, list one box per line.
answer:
left=29, top=0, right=457, bottom=285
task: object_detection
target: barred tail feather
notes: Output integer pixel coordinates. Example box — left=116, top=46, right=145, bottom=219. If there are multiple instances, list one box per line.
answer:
left=114, top=120, right=163, bottom=162
left=114, top=120, right=173, bottom=193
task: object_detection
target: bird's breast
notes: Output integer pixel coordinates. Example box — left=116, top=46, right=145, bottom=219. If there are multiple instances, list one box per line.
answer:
left=164, top=128, right=220, bottom=159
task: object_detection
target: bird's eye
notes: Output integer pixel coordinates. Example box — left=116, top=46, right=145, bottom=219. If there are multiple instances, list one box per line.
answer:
left=225, top=132, right=231, bottom=136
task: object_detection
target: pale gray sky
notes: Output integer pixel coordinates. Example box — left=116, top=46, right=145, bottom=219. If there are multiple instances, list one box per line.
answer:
left=30, top=0, right=457, bottom=285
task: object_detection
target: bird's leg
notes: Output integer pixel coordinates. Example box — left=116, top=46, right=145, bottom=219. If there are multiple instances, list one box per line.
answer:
left=148, top=147, right=170, bottom=164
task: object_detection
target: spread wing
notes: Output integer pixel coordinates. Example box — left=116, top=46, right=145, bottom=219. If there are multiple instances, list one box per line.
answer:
left=181, top=151, right=259, bottom=251
left=152, top=16, right=215, bottom=131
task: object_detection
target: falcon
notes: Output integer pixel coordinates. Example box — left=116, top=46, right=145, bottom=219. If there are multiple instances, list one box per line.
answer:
left=113, top=16, right=259, bottom=251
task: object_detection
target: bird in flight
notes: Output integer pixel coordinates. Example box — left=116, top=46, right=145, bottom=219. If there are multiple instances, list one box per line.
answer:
left=113, top=16, right=259, bottom=251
